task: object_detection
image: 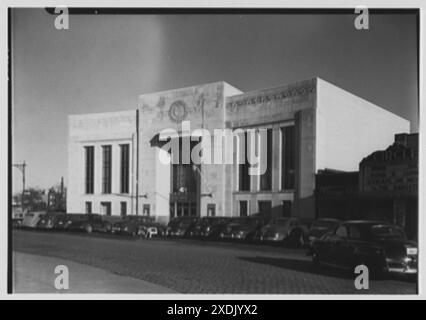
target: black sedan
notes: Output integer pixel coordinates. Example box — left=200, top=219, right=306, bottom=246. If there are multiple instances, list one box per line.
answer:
left=67, top=214, right=112, bottom=233
left=111, top=216, right=154, bottom=236
left=166, top=217, right=199, bottom=237
left=185, top=217, right=229, bottom=238
left=219, top=217, right=266, bottom=242
left=310, top=220, right=417, bottom=277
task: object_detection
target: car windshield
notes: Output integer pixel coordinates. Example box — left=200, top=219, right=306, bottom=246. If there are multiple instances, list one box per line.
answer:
left=369, top=224, right=406, bottom=239
left=312, top=220, right=338, bottom=229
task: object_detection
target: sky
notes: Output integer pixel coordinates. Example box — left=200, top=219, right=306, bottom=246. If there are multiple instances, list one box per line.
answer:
left=11, top=9, right=418, bottom=192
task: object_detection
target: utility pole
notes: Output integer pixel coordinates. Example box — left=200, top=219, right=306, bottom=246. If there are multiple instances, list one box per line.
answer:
left=136, top=109, right=140, bottom=216
left=60, top=176, right=64, bottom=211
left=13, top=161, right=26, bottom=215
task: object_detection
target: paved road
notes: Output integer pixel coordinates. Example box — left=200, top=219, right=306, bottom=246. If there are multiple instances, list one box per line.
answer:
left=14, top=252, right=177, bottom=293
left=13, top=230, right=417, bottom=294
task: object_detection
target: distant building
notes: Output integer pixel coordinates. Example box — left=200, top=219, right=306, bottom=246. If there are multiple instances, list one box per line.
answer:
left=359, top=133, right=418, bottom=238
left=67, top=78, right=409, bottom=224
left=47, top=178, right=66, bottom=212
left=315, top=169, right=359, bottom=220
left=315, top=133, right=418, bottom=239
left=359, top=133, right=418, bottom=195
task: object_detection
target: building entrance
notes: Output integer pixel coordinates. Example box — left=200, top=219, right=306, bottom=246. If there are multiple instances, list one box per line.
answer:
left=168, top=138, right=200, bottom=218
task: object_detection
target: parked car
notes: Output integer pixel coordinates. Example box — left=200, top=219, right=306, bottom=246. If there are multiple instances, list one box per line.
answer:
left=54, top=213, right=88, bottom=230
left=21, top=211, right=46, bottom=228
left=219, top=216, right=266, bottom=241
left=185, top=217, right=229, bottom=238
left=310, top=220, right=418, bottom=277
left=12, top=212, right=24, bottom=228
left=111, top=215, right=154, bottom=236
left=202, top=217, right=234, bottom=239
left=67, top=214, right=112, bottom=233
left=166, top=217, right=199, bottom=237
left=259, top=217, right=308, bottom=245
left=306, top=218, right=341, bottom=245
left=37, top=212, right=67, bottom=230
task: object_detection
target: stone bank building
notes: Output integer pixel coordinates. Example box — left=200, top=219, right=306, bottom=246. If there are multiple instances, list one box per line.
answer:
left=67, top=78, right=409, bottom=224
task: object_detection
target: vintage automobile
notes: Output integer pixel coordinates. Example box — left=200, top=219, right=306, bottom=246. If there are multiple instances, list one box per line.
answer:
left=12, top=211, right=24, bottom=228
left=54, top=213, right=88, bottom=230
left=185, top=217, right=229, bottom=238
left=219, top=216, right=266, bottom=241
left=203, top=217, right=234, bottom=239
left=111, top=215, right=154, bottom=236
left=259, top=217, right=308, bottom=245
left=306, top=218, right=341, bottom=245
left=21, top=211, right=46, bottom=229
left=37, top=212, right=67, bottom=230
left=67, top=213, right=112, bottom=233
left=165, top=217, right=199, bottom=237
left=310, top=220, right=418, bottom=277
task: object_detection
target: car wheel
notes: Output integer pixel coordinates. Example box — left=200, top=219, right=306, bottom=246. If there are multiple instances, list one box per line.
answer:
left=85, top=225, right=93, bottom=234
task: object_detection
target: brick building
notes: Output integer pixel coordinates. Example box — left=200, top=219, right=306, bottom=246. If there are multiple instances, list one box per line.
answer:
left=359, top=133, right=418, bottom=238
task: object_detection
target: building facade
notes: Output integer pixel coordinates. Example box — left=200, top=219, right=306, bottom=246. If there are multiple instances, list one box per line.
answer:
left=67, top=78, right=410, bottom=224
left=359, top=133, right=418, bottom=238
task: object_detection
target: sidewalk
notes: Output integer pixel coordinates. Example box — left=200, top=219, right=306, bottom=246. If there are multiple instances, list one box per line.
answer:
left=13, top=252, right=178, bottom=294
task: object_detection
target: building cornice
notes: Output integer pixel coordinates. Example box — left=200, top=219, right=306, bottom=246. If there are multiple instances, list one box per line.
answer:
left=226, top=83, right=316, bottom=111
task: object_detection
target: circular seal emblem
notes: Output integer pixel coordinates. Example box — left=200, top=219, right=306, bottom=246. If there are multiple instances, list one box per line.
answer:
left=168, top=100, right=188, bottom=123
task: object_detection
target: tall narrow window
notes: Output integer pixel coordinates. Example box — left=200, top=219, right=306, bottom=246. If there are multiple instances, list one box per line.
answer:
left=85, top=201, right=92, bottom=214
left=84, top=146, right=94, bottom=194
left=258, top=200, right=272, bottom=217
left=171, top=139, right=197, bottom=194
left=120, top=201, right=127, bottom=217
left=260, top=128, right=273, bottom=191
left=120, top=144, right=129, bottom=193
left=281, top=126, right=296, bottom=189
left=281, top=200, right=292, bottom=217
left=102, top=145, right=112, bottom=194
left=143, top=204, right=150, bottom=216
left=238, top=131, right=250, bottom=191
left=100, top=202, right=111, bottom=216
left=239, top=201, right=248, bottom=217
left=207, top=204, right=216, bottom=217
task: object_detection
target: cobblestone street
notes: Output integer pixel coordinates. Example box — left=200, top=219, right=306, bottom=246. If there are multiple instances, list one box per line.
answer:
left=13, top=230, right=417, bottom=294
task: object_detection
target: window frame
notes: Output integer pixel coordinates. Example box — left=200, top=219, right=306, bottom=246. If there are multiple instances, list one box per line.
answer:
left=102, top=145, right=112, bottom=194
left=84, top=146, right=95, bottom=194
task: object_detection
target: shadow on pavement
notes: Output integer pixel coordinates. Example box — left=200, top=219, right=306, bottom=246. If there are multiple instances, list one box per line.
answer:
left=238, top=256, right=417, bottom=283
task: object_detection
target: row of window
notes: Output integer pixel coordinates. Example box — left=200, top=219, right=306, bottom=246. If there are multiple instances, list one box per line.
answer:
left=85, top=201, right=151, bottom=217
left=238, top=200, right=292, bottom=217
left=84, top=144, right=130, bottom=194
left=169, top=202, right=217, bottom=218
left=238, top=125, right=296, bottom=192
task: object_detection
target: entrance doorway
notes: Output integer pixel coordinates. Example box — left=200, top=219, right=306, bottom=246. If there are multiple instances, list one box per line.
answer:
left=168, top=138, right=200, bottom=218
